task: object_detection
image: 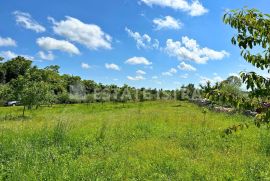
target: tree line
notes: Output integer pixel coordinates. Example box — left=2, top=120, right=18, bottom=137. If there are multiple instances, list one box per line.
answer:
left=0, top=56, right=205, bottom=115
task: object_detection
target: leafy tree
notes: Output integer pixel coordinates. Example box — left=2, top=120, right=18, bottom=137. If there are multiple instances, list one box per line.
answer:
left=224, top=8, right=270, bottom=125
left=220, top=76, right=244, bottom=107
left=1, top=56, right=32, bottom=83
left=119, top=84, right=132, bottom=104
left=0, top=84, right=11, bottom=104
left=83, top=80, right=97, bottom=94
left=224, top=76, right=242, bottom=88
left=10, top=74, right=53, bottom=116
left=86, top=94, right=95, bottom=105
left=57, top=92, right=70, bottom=105
left=45, top=65, right=60, bottom=73
left=138, top=90, right=145, bottom=102
left=183, top=84, right=195, bottom=99
left=62, top=74, right=82, bottom=93
left=199, top=81, right=212, bottom=98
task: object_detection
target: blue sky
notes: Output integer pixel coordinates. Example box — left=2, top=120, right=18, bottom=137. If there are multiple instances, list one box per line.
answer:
left=0, top=0, right=269, bottom=89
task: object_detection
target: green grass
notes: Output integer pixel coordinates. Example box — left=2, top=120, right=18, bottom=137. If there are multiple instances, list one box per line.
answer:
left=1, top=101, right=270, bottom=180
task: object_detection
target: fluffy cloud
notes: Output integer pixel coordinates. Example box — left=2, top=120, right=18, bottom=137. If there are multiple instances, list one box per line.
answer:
left=49, top=16, right=112, bottom=50
left=165, top=36, right=229, bottom=64
left=136, top=70, right=146, bottom=75
left=81, top=62, right=90, bottom=69
left=36, top=37, right=80, bottom=55
left=13, top=11, right=46, bottom=33
left=0, top=51, right=17, bottom=60
left=162, top=68, right=177, bottom=76
left=180, top=73, right=189, bottom=79
left=200, top=75, right=223, bottom=85
left=229, top=73, right=240, bottom=77
left=153, top=16, right=182, bottom=30
left=38, top=51, right=54, bottom=60
left=0, top=51, right=34, bottom=60
left=140, top=0, right=208, bottom=16
left=125, top=57, right=152, bottom=65
left=178, top=62, right=196, bottom=71
left=125, top=27, right=159, bottom=49
left=105, top=63, right=120, bottom=71
left=127, top=75, right=145, bottom=81
left=0, top=37, right=16, bottom=47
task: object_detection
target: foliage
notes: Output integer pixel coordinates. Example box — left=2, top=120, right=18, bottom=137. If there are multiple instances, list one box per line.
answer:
left=224, top=8, right=270, bottom=126
left=9, top=75, right=53, bottom=115
left=0, top=56, right=187, bottom=112
left=0, top=56, right=32, bottom=83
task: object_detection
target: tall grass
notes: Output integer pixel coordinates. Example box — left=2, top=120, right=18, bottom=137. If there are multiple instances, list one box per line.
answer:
left=1, top=101, right=270, bottom=180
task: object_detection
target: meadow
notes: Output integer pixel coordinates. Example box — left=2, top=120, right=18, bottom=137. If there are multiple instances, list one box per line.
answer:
left=1, top=101, right=270, bottom=180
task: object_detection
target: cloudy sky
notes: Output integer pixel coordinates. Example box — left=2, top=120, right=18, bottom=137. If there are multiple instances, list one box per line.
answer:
left=0, top=0, right=269, bottom=89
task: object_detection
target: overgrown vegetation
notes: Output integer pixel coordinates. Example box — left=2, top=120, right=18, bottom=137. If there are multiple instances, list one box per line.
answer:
left=223, top=8, right=270, bottom=126
left=1, top=101, right=270, bottom=180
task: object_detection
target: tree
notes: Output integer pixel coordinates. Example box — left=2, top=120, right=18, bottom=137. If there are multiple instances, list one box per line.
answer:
left=199, top=81, right=212, bottom=98
left=224, top=76, right=242, bottom=88
left=44, top=65, right=60, bottom=73
left=119, top=84, right=132, bottom=105
left=0, top=84, right=11, bottom=104
left=184, top=84, right=195, bottom=99
left=1, top=56, right=32, bottom=83
left=224, top=8, right=270, bottom=125
left=57, top=92, right=70, bottom=105
left=10, top=74, right=54, bottom=116
left=86, top=94, right=95, bottom=105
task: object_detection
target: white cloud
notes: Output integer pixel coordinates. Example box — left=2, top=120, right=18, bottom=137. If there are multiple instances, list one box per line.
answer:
left=0, top=51, right=34, bottom=60
left=200, top=75, right=223, bottom=85
left=125, top=27, right=159, bottom=49
left=213, top=76, right=223, bottom=82
left=153, top=16, right=182, bottom=30
left=136, top=70, right=146, bottom=75
left=0, top=51, right=17, bottom=60
left=81, top=62, right=90, bottom=69
left=170, top=68, right=177, bottom=73
left=127, top=75, right=145, bottom=81
left=178, top=62, right=196, bottom=71
left=50, top=16, right=112, bottom=50
left=165, top=36, right=229, bottom=64
left=162, top=72, right=172, bottom=76
left=125, top=57, right=152, bottom=65
left=13, top=11, right=46, bottom=33
left=105, top=63, right=120, bottom=71
left=38, top=51, right=54, bottom=60
left=180, top=73, right=189, bottom=79
left=0, top=37, right=16, bottom=47
left=140, top=0, right=208, bottom=16
left=152, top=76, right=158, bottom=79
left=229, top=72, right=240, bottom=77
left=162, top=68, right=177, bottom=76
left=36, top=37, right=80, bottom=55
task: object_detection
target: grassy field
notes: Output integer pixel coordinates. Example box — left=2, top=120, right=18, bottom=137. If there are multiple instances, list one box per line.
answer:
left=1, top=101, right=270, bottom=180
